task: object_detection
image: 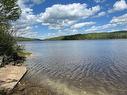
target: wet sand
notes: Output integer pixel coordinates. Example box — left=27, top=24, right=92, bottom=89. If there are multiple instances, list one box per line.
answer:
left=0, top=65, right=27, bottom=94
left=11, top=79, right=57, bottom=95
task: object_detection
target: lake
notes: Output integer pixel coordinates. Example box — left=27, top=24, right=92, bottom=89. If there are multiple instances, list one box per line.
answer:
left=19, top=40, right=127, bottom=95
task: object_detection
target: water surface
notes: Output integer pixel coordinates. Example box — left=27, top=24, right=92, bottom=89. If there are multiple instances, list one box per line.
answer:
left=19, top=40, right=127, bottom=95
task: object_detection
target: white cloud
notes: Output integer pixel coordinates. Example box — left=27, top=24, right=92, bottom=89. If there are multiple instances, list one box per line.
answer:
left=85, top=14, right=127, bottom=32
left=13, top=2, right=101, bottom=38
left=71, top=22, right=96, bottom=29
left=39, top=3, right=100, bottom=29
left=18, top=0, right=45, bottom=5
left=17, top=0, right=36, bottom=24
left=94, top=11, right=106, bottom=17
left=46, top=21, right=127, bottom=39
left=108, top=0, right=127, bottom=13
left=94, top=0, right=105, bottom=3
left=85, top=14, right=127, bottom=33
left=16, top=0, right=45, bottom=27
left=13, top=0, right=127, bottom=39
left=11, top=0, right=39, bottom=38
left=110, top=13, right=127, bottom=24
left=40, top=29, right=80, bottom=39
left=86, top=23, right=117, bottom=32
left=13, top=26, right=39, bottom=38
left=113, top=0, right=127, bottom=11
left=31, top=0, right=45, bottom=4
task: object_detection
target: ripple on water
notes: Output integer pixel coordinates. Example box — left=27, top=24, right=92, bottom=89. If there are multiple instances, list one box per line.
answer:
left=19, top=40, right=127, bottom=95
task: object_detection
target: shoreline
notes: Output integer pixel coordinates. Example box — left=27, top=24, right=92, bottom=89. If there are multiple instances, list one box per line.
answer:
left=0, top=65, right=27, bottom=95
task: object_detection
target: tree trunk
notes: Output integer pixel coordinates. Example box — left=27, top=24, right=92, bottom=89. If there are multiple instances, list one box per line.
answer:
left=0, top=55, right=6, bottom=67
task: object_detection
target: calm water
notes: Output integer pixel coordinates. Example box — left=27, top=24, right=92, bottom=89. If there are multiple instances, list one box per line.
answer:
left=19, top=40, right=127, bottom=95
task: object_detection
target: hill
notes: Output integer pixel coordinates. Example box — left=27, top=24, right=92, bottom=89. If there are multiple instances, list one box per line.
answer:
left=16, top=37, right=42, bottom=41
left=45, top=31, right=127, bottom=40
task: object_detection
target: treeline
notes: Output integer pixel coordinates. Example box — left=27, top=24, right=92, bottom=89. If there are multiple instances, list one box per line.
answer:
left=46, top=31, right=127, bottom=40
left=16, top=37, right=42, bottom=41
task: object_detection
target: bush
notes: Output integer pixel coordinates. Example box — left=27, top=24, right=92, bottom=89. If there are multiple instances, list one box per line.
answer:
left=0, top=0, right=24, bottom=67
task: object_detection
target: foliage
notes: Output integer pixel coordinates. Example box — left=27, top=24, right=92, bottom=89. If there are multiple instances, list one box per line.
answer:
left=0, top=0, right=25, bottom=66
left=0, top=29, right=16, bottom=56
left=46, top=31, right=127, bottom=40
left=0, top=0, right=21, bottom=23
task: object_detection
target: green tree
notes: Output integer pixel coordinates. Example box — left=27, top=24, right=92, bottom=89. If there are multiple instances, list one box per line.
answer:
left=0, top=0, right=21, bottom=23
left=0, top=0, right=23, bottom=66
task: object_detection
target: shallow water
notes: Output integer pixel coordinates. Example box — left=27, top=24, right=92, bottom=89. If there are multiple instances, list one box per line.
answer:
left=19, top=40, right=127, bottom=95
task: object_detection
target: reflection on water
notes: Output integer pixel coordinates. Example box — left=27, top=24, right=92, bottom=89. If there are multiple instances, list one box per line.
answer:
left=19, top=40, right=127, bottom=95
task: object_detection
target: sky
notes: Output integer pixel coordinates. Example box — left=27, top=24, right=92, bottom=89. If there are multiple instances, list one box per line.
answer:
left=13, top=0, right=127, bottom=39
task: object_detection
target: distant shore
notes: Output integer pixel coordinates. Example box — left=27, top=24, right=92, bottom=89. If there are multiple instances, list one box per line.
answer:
left=45, top=31, right=127, bottom=40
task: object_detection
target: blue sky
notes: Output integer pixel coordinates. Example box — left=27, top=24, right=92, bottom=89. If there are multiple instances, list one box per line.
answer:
left=13, top=0, right=127, bottom=39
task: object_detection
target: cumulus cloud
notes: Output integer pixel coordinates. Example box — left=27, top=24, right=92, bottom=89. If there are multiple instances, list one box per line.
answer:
left=113, top=0, right=127, bottom=11
left=86, top=23, right=125, bottom=33
left=86, top=23, right=117, bottom=32
left=39, top=3, right=100, bottom=29
left=11, top=0, right=39, bottom=38
left=71, top=22, right=96, bottom=29
left=16, top=0, right=44, bottom=27
left=13, top=2, right=100, bottom=38
left=86, top=13, right=127, bottom=33
left=94, top=11, right=106, bottom=18
left=108, top=0, right=127, bottom=13
left=110, top=13, right=127, bottom=24
left=17, top=0, right=36, bottom=24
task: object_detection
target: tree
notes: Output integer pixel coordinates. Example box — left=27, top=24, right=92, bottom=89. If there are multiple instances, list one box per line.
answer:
left=0, top=0, right=23, bottom=66
left=0, top=0, right=21, bottom=23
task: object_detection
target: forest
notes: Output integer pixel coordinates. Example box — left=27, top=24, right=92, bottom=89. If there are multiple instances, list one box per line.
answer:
left=46, top=31, right=127, bottom=40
